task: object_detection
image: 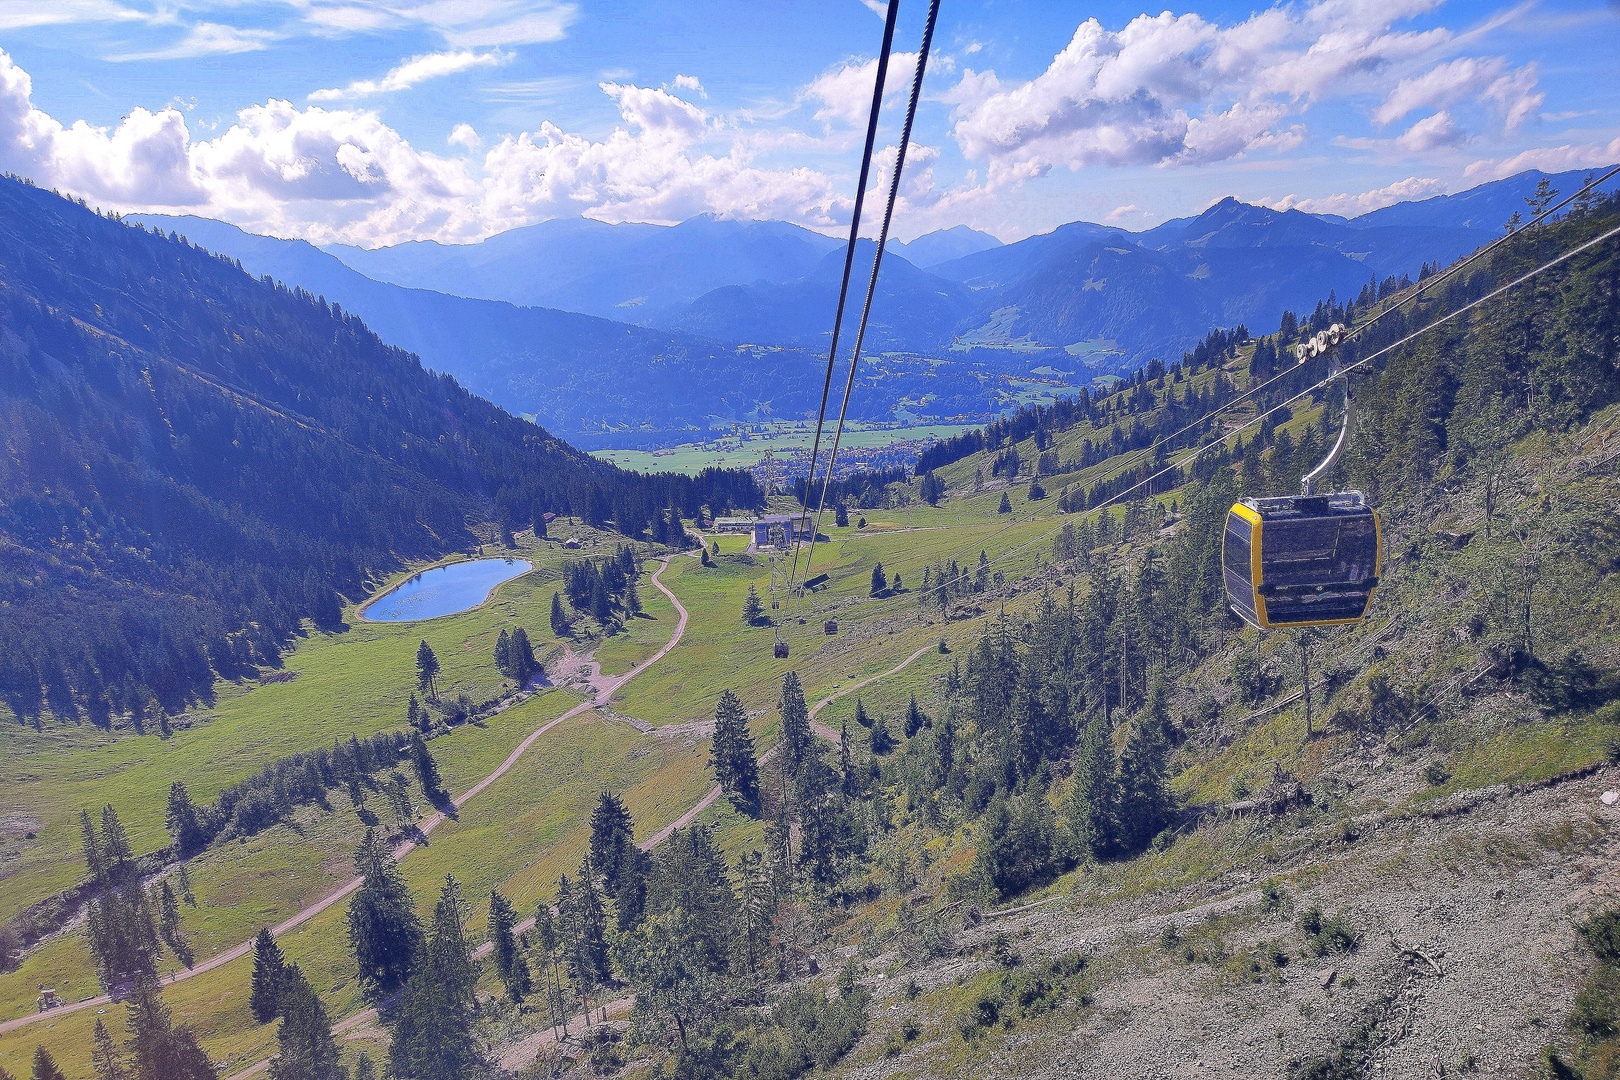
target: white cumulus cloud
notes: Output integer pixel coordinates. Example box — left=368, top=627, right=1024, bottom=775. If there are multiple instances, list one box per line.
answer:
left=1263, top=175, right=1448, bottom=216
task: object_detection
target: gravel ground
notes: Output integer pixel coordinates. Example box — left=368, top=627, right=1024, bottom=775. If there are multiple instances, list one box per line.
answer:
left=848, top=763, right=1620, bottom=1080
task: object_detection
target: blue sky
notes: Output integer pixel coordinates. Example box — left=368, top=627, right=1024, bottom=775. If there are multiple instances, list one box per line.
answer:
left=1, top=0, right=1616, bottom=246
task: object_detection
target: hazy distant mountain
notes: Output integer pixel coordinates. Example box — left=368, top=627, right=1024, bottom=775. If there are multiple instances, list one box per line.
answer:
left=1347, top=166, right=1620, bottom=231
left=937, top=196, right=1493, bottom=362
left=887, top=225, right=1002, bottom=267
left=329, top=213, right=842, bottom=319
left=135, top=215, right=836, bottom=444
left=654, top=239, right=971, bottom=351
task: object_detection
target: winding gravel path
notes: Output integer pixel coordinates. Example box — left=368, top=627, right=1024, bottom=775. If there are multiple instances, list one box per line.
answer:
left=4, top=555, right=690, bottom=1040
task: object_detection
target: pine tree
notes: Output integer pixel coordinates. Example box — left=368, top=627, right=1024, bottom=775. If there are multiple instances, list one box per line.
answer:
left=709, top=690, right=760, bottom=813
left=550, top=592, right=569, bottom=637
left=390, top=876, right=482, bottom=1080
left=998, top=491, right=1013, bottom=513
left=494, top=628, right=512, bottom=677
left=588, top=791, right=636, bottom=893
left=590, top=578, right=612, bottom=624
left=870, top=711, right=894, bottom=755
left=345, top=830, right=422, bottom=996
left=175, top=863, right=195, bottom=907
left=853, top=697, right=872, bottom=728
left=123, top=978, right=218, bottom=1080
left=626, top=578, right=642, bottom=614
left=406, top=693, right=424, bottom=732
left=839, top=722, right=855, bottom=797
left=353, top=1054, right=375, bottom=1080
left=30, top=1047, right=66, bottom=1080
left=870, top=562, right=887, bottom=595
left=1116, top=718, right=1172, bottom=855
left=903, top=694, right=930, bottom=738
left=250, top=927, right=287, bottom=1024
left=1067, top=714, right=1119, bottom=860
left=778, top=672, right=812, bottom=778
left=532, top=902, right=568, bottom=1040
left=511, top=627, right=536, bottom=682
left=407, top=731, right=444, bottom=802
left=268, top=965, right=346, bottom=1080
left=414, top=641, right=440, bottom=699
left=91, top=1017, right=126, bottom=1080
left=487, top=889, right=530, bottom=1002
left=157, top=881, right=193, bottom=968
left=742, top=583, right=765, bottom=625
left=81, top=809, right=106, bottom=884
left=100, top=805, right=133, bottom=883
left=165, top=783, right=205, bottom=856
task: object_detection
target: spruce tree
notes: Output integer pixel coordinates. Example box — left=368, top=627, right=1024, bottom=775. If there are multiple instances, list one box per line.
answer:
left=869, top=562, right=887, bottom=595
left=30, top=1047, right=66, bottom=1080
left=778, top=672, right=812, bottom=778
left=407, top=731, right=444, bottom=802
left=588, top=792, right=636, bottom=893
left=742, top=583, right=765, bottom=625
left=708, top=690, right=760, bottom=813
left=390, top=877, right=482, bottom=1080
left=870, top=711, right=894, bottom=755
left=511, top=628, right=536, bottom=682
left=487, top=889, right=530, bottom=1002
left=494, top=628, right=512, bottom=676
left=157, top=881, right=193, bottom=968
left=550, top=592, right=569, bottom=637
left=903, top=694, right=930, bottom=738
left=1116, top=718, right=1171, bottom=855
left=839, top=722, right=855, bottom=797
left=414, top=641, right=439, bottom=699
left=353, top=1054, right=376, bottom=1080
left=91, top=1017, right=125, bottom=1080
left=998, top=491, right=1013, bottom=513
left=345, top=830, right=422, bottom=996
left=165, top=783, right=205, bottom=856
left=123, top=977, right=217, bottom=1080
left=81, top=809, right=106, bottom=883
left=268, top=965, right=345, bottom=1080
left=853, top=698, right=872, bottom=728
left=250, top=928, right=287, bottom=1024
left=1067, top=714, right=1119, bottom=860
left=100, top=805, right=133, bottom=883
left=175, top=863, right=195, bottom=906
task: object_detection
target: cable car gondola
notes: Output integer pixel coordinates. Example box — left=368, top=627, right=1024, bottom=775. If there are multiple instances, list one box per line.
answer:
left=1223, top=356, right=1381, bottom=630
left=824, top=619, right=839, bottom=635
left=774, top=640, right=789, bottom=659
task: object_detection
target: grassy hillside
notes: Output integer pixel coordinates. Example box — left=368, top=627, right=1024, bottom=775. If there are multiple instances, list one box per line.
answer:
left=2, top=191, right=1618, bottom=1080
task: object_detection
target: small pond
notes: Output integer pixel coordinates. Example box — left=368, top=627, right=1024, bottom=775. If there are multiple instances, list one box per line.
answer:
left=361, top=558, right=532, bottom=622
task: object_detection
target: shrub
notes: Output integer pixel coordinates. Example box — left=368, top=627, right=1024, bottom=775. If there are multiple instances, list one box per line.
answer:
left=1580, top=909, right=1620, bottom=965
left=1570, top=964, right=1620, bottom=1039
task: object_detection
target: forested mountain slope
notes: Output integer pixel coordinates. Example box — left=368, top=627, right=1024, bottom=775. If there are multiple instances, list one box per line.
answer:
left=0, top=178, right=757, bottom=722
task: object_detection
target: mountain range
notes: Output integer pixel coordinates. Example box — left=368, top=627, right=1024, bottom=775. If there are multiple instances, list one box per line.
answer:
left=137, top=165, right=1618, bottom=445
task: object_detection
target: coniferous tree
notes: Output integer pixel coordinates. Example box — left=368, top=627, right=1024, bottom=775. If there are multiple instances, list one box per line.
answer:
left=778, top=672, right=812, bottom=778
left=91, top=1017, right=125, bottom=1080
left=870, top=562, right=888, bottom=595
left=414, top=641, right=439, bottom=699
left=550, top=592, right=569, bottom=637
left=1116, top=719, right=1172, bottom=855
left=405, top=693, right=424, bottom=732
left=742, top=583, right=765, bottom=625
left=123, top=977, right=218, bottom=1080
left=590, top=578, right=612, bottom=624
left=390, top=876, right=482, bottom=1080
left=870, top=711, right=894, bottom=755
left=839, top=722, right=855, bottom=797
left=165, top=783, right=205, bottom=856
left=250, top=928, right=287, bottom=1024
left=853, top=697, right=872, bottom=728
left=487, top=890, right=530, bottom=1002
left=81, top=809, right=106, bottom=884
left=708, top=690, right=760, bottom=813
left=998, top=491, right=1013, bottom=513
left=353, top=1055, right=375, bottom=1080
left=407, top=731, right=444, bottom=802
left=532, top=902, right=568, bottom=1040
left=100, top=805, right=134, bottom=884
left=345, top=830, right=422, bottom=996
left=157, top=881, right=193, bottom=968
left=588, top=791, right=636, bottom=893
left=175, top=863, right=195, bottom=906
left=30, top=1047, right=66, bottom=1080
left=1067, top=714, right=1120, bottom=860
left=494, top=628, right=512, bottom=676
left=268, top=964, right=346, bottom=1080
left=903, top=694, right=930, bottom=739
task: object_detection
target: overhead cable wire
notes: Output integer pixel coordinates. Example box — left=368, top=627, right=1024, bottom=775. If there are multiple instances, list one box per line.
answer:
left=866, top=167, right=1620, bottom=588
left=945, top=219, right=1620, bottom=585
left=792, top=0, right=942, bottom=625
left=781, top=0, right=901, bottom=633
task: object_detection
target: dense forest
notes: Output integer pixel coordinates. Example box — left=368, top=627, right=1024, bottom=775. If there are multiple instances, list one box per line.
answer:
left=0, top=178, right=759, bottom=725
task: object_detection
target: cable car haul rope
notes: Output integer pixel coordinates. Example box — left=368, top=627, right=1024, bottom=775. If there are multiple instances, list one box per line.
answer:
left=764, top=44, right=1618, bottom=651
left=775, top=0, right=942, bottom=659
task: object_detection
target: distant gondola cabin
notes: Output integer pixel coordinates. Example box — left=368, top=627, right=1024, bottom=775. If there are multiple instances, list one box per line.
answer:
left=1222, top=493, right=1381, bottom=629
